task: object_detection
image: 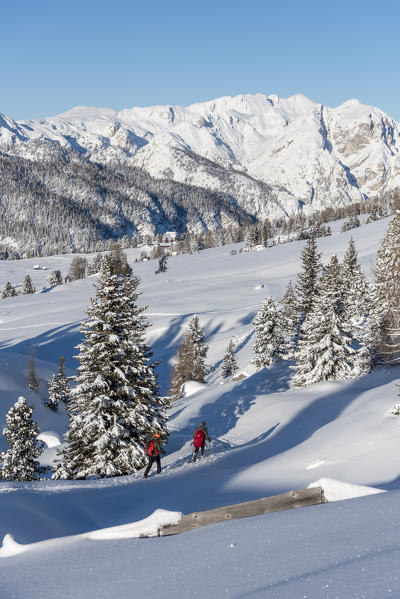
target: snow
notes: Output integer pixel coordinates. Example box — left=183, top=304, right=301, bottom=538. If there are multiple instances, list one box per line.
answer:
left=180, top=381, right=207, bottom=397
left=87, top=508, right=182, bottom=540
left=37, top=431, right=62, bottom=448
left=308, top=477, right=385, bottom=502
left=0, top=533, right=27, bottom=557
left=0, top=215, right=400, bottom=596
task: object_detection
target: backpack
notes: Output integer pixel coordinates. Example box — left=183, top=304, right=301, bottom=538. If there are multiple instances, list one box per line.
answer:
left=193, top=428, right=205, bottom=448
left=145, top=440, right=155, bottom=456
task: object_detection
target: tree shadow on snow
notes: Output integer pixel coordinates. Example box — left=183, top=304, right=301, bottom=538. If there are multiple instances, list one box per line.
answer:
left=0, top=322, right=82, bottom=370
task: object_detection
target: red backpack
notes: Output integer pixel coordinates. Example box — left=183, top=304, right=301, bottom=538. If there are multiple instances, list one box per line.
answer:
left=193, top=428, right=205, bottom=448
left=145, top=440, right=155, bottom=456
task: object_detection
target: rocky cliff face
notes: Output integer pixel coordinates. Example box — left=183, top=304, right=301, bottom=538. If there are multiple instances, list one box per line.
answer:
left=1, top=93, right=399, bottom=220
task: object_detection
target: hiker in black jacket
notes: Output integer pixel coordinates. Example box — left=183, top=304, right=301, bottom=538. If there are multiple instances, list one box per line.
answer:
left=143, top=433, right=165, bottom=478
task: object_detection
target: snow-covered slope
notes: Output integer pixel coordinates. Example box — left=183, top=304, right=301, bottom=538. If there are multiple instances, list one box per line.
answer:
left=1, top=93, right=399, bottom=219
left=1, top=217, right=400, bottom=597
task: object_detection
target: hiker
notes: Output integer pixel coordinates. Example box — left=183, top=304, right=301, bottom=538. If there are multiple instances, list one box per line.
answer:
left=192, top=421, right=212, bottom=461
left=143, top=433, right=165, bottom=478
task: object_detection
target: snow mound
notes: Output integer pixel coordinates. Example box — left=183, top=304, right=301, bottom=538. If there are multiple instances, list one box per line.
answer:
left=308, top=477, right=385, bottom=502
left=87, top=509, right=182, bottom=540
left=0, top=534, right=27, bottom=557
left=180, top=381, right=207, bottom=397
left=253, top=283, right=264, bottom=290
left=37, top=431, right=62, bottom=448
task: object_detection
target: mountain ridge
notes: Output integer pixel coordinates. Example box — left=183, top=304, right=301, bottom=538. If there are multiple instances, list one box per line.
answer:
left=1, top=92, right=399, bottom=223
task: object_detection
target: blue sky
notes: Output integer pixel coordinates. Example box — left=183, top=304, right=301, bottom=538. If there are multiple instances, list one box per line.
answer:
left=1, top=0, right=399, bottom=120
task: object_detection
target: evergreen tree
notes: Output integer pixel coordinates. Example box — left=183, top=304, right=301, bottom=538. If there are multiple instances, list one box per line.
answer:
left=221, top=339, right=239, bottom=379
left=155, top=254, right=168, bottom=274
left=374, top=202, right=400, bottom=363
left=0, top=397, right=46, bottom=481
left=295, top=233, right=322, bottom=329
left=67, top=256, right=88, bottom=281
left=47, top=270, right=63, bottom=287
left=252, top=297, right=283, bottom=369
left=22, top=274, right=35, bottom=294
left=342, top=238, right=370, bottom=326
left=169, top=336, right=193, bottom=401
left=243, top=226, right=258, bottom=251
left=109, top=242, right=132, bottom=276
left=279, top=281, right=299, bottom=358
left=186, top=315, right=209, bottom=381
left=1, top=282, right=17, bottom=299
left=46, top=374, right=60, bottom=411
left=53, top=256, right=168, bottom=479
left=46, top=356, right=70, bottom=411
left=88, top=253, right=103, bottom=275
left=292, top=256, right=354, bottom=388
left=26, top=346, right=39, bottom=393
left=353, top=309, right=385, bottom=376
left=169, top=315, right=209, bottom=400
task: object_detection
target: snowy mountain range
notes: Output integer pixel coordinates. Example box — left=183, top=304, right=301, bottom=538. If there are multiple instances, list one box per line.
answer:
left=1, top=93, right=400, bottom=220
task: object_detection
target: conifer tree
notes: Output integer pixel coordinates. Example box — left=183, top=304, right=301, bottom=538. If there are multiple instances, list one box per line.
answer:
left=1, top=282, right=17, bottom=299
left=374, top=200, right=400, bottom=363
left=243, top=226, right=258, bottom=251
left=292, top=256, right=354, bottom=388
left=46, top=374, right=60, bottom=411
left=342, top=238, right=370, bottom=326
left=22, top=274, right=35, bottom=294
left=67, top=256, right=88, bottom=281
left=53, top=256, right=167, bottom=479
left=47, top=270, right=63, bottom=287
left=155, top=254, right=168, bottom=274
left=252, top=296, right=283, bottom=369
left=279, top=281, right=299, bottom=358
left=353, top=310, right=385, bottom=376
left=186, top=315, right=209, bottom=381
left=0, top=397, right=46, bottom=481
left=295, top=233, right=322, bottom=329
left=169, top=315, right=209, bottom=400
left=46, top=356, right=70, bottom=411
left=26, top=346, right=39, bottom=393
left=221, top=339, right=239, bottom=379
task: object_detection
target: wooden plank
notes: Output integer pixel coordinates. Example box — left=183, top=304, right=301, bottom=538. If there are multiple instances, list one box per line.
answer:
left=160, top=487, right=326, bottom=536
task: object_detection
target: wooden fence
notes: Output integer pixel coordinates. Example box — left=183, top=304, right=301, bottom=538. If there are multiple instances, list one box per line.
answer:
left=160, top=486, right=326, bottom=536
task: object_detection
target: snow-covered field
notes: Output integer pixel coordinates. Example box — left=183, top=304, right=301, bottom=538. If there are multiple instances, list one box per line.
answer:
left=1, top=217, right=400, bottom=598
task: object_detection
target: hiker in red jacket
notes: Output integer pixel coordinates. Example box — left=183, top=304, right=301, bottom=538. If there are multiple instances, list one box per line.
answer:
left=143, top=433, right=165, bottom=478
left=192, top=421, right=212, bottom=462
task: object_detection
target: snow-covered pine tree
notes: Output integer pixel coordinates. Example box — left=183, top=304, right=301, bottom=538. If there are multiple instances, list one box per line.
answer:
left=26, top=346, right=39, bottom=393
left=221, top=339, right=239, bottom=379
left=47, top=270, right=63, bottom=287
left=0, top=397, right=46, bottom=481
left=279, top=281, right=299, bottom=358
left=186, top=315, right=209, bottom=381
left=169, top=336, right=193, bottom=401
left=46, top=374, right=60, bottom=411
left=295, top=233, right=322, bottom=330
left=53, top=256, right=168, bottom=479
left=292, top=255, right=355, bottom=388
left=353, top=309, right=385, bottom=376
left=374, top=200, right=400, bottom=363
left=1, top=282, right=17, bottom=299
left=22, top=274, right=35, bottom=294
left=169, top=315, right=209, bottom=400
left=46, top=356, right=70, bottom=411
left=243, top=226, right=258, bottom=251
left=252, top=296, right=283, bottom=369
left=342, top=238, right=370, bottom=327
left=155, top=254, right=168, bottom=274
